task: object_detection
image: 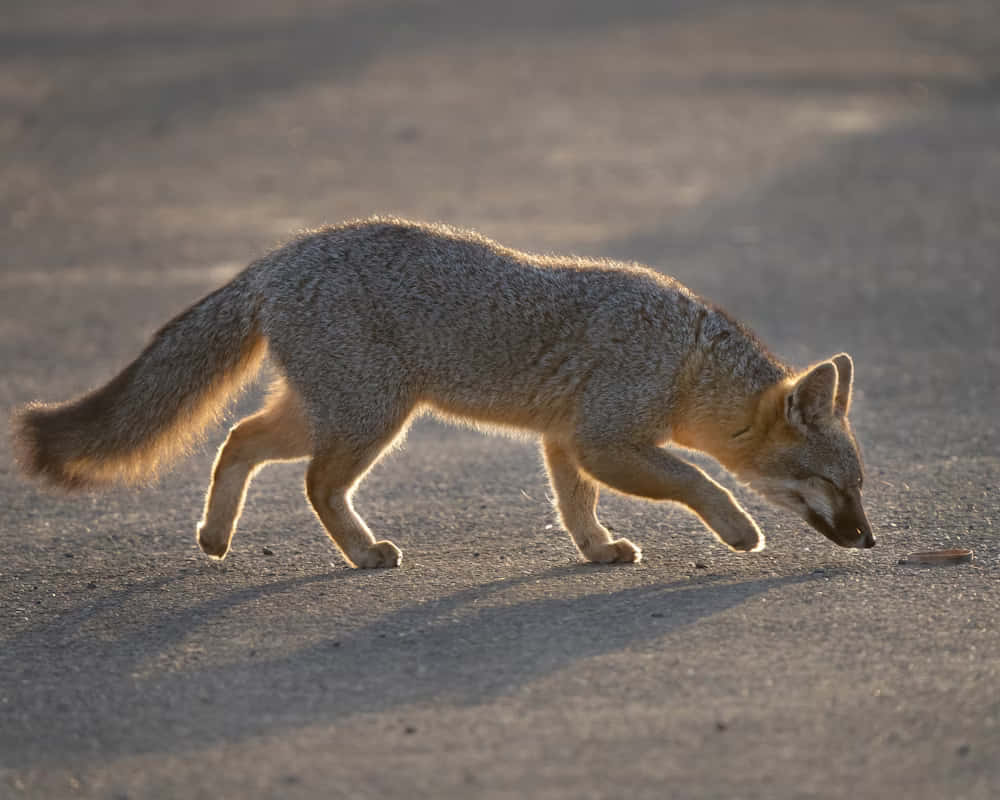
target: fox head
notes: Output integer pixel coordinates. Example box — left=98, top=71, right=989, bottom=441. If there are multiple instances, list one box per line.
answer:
left=744, top=354, right=874, bottom=549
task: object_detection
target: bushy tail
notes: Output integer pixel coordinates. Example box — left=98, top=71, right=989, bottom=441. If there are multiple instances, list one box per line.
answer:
left=11, top=269, right=266, bottom=489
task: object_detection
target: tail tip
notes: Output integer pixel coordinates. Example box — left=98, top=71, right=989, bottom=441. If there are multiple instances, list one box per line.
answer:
left=11, top=403, right=46, bottom=474
left=10, top=403, right=92, bottom=491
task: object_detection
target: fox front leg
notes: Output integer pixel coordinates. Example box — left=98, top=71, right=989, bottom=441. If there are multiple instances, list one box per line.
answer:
left=542, top=437, right=642, bottom=563
left=573, top=441, right=764, bottom=553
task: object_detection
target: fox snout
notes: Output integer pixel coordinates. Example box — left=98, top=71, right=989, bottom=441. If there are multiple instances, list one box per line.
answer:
left=857, top=523, right=876, bottom=549
left=847, top=523, right=876, bottom=549
left=805, top=488, right=875, bottom=549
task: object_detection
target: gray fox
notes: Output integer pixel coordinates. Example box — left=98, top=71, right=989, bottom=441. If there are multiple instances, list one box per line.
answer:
left=12, top=217, right=874, bottom=567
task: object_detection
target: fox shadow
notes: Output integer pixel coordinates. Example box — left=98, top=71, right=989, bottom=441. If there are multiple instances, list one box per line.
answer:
left=0, top=563, right=825, bottom=769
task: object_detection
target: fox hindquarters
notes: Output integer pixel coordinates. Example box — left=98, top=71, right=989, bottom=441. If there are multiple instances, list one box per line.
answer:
left=11, top=217, right=874, bottom=568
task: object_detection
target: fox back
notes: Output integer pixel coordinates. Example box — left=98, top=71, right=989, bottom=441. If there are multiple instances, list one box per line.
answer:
left=257, top=219, right=709, bottom=440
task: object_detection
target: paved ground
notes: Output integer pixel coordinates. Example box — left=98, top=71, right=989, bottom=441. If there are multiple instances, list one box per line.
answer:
left=2, top=2, right=999, bottom=798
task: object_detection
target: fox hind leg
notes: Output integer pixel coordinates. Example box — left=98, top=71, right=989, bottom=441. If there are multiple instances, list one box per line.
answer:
left=542, top=437, right=642, bottom=563
left=197, top=381, right=311, bottom=559
left=304, top=403, right=413, bottom=569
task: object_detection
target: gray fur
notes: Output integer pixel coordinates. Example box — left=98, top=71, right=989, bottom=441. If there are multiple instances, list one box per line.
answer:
left=11, top=217, right=872, bottom=566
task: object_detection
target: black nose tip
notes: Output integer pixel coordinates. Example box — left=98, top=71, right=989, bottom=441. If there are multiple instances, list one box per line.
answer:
left=862, top=531, right=876, bottom=548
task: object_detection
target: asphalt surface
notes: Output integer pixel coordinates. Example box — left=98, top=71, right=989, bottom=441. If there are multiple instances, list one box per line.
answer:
left=2, top=2, right=999, bottom=798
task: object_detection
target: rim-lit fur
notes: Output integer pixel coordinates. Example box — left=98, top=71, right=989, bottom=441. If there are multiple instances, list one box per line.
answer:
left=11, top=217, right=874, bottom=566
left=12, top=273, right=266, bottom=489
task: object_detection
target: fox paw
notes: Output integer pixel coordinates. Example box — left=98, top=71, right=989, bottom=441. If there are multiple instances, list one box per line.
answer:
left=353, top=540, right=403, bottom=569
left=721, top=517, right=765, bottom=553
left=196, top=525, right=231, bottom=560
left=587, top=538, right=642, bottom=564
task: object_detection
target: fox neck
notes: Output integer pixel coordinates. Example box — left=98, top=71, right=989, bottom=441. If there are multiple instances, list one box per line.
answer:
left=671, top=319, right=791, bottom=477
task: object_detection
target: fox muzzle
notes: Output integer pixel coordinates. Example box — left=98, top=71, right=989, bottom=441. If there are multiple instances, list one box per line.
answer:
left=806, top=488, right=875, bottom=549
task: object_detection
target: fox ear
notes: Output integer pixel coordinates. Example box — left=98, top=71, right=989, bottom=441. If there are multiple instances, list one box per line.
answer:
left=831, top=353, right=853, bottom=417
left=786, top=361, right=837, bottom=429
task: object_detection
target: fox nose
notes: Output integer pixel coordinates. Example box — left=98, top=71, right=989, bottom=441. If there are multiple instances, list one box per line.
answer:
left=860, top=529, right=876, bottom=548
